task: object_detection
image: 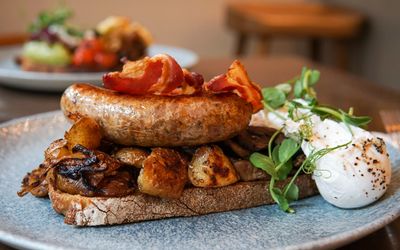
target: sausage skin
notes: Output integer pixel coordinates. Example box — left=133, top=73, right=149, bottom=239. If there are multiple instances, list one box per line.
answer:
left=60, top=83, right=253, bottom=147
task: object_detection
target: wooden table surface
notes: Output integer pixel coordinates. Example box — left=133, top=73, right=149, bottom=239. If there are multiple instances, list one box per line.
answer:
left=0, top=56, right=399, bottom=249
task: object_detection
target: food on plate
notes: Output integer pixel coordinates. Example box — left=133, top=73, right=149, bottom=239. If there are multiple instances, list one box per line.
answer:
left=18, top=54, right=391, bottom=226
left=61, top=83, right=252, bottom=147
left=18, top=54, right=317, bottom=225
left=18, top=8, right=152, bottom=72
left=250, top=68, right=391, bottom=211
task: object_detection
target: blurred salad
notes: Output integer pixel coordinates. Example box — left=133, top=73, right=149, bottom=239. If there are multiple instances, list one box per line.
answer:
left=20, top=7, right=152, bottom=72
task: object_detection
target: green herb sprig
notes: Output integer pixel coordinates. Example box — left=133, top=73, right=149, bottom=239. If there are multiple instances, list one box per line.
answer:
left=262, top=67, right=371, bottom=129
left=250, top=130, right=300, bottom=213
left=250, top=131, right=350, bottom=213
left=29, top=7, right=73, bottom=33
left=250, top=67, right=368, bottom=213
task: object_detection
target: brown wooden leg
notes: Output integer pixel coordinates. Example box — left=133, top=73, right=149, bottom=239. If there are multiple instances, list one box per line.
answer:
left=334, top=40, right=349, bottom=70
left=257, top=35, right=270, bottom=55
left=310, top=38, right=321, bottom=62
left=235, top=33, right=248, bottom=56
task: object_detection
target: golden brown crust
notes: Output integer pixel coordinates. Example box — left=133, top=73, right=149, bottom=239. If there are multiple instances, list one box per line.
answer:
left=60, top=83, right=253, bottom=147
left=49, top=175, right=318, bottom=226
left=189, top=145, right=239, bottom=187
left=138, top=148, right=188, bottom=199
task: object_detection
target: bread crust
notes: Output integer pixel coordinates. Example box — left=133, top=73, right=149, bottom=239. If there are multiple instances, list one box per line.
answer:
left=49, top=175, right=318, bottom=226
left=60, top=83, right=253, bottom=147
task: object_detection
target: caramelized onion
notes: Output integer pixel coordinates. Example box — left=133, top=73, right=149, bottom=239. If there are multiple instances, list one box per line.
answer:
left=55, top=170, right=135, bottom=197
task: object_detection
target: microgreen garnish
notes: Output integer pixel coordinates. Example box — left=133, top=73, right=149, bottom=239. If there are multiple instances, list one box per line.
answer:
left=250, top=67, right=370, bottom=213
left=262, top=66, right=371, bottom=128
left=250, top=130, right=301, bottom=213
left=29, top=7, right=73, bottom=33
left=301, top=141, right=351, bottom=175
left=250, top=131, right=349, bottom=213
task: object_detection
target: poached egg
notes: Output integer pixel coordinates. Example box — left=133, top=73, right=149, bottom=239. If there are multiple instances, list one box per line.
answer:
left=251, top=107, right=392, bottom=208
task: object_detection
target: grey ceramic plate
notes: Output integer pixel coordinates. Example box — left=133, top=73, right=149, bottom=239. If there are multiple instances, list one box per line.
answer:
left=0, top=111, right=400, bottom=250
left=0, top=44, right=198, bottom=91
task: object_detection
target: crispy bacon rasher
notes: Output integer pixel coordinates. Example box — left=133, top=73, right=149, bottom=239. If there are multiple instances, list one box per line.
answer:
left=204, top=60, right=263, bottom=112
left=103, top=54, right=185, bottom=95
left=103, top=54, right=262, bottom=112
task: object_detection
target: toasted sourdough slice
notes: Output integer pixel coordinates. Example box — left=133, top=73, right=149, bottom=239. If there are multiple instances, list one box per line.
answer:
left=49, top=175, right=318, bottom=226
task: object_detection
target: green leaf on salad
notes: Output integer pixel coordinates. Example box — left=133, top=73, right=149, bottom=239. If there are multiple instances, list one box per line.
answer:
left=271, top=144, right=279, bottom=162
left=275, top=83, right=292, bottom=94
left=262, top=87, right=287, bottom=109
left=294, top=79, right=303, bottom=98
left=340, top=110, right=372, bottom=127
left=249, top=153, right=277, bottom=179
left=277, top=160, right=293, bottom=180
left=271, top=188, right=290, bottom=212
left=284, top=183, right=299, bottom=202
left=310, top=70, right=320, bottom=86
left=272, top=143, right=294, bottom=180
left=29, top=7, right=73, bottom=33
left=278, top=138, right=300, bottom=163
left=255, top=65, right=372, bottom=214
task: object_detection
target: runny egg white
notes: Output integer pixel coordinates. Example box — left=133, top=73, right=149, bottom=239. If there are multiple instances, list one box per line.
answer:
left=251, top=108, right=392, bottom=208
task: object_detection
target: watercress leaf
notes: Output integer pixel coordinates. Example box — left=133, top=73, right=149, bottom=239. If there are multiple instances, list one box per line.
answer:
left=287, top=101, right=296, bottom=120
left=294, top=79, right=303, bottom=98
left=270, top=187, right=280, bottom=204
left=303, top=70, right=310, bottom=89
left=275, top=83, right=292, bottom=95
left=311, top=106, right=342, bottom=121
left=284, top=183, right=299, bottom=202
left=262, top=88, right=286, bottom=109
left=340, top=110, right=371, bottom=127
left=29, top=7, right=73, bottom=33
left=309, top=70, right=320, bottom=86
left=278, top=138, right=300, bottom=163
left=272, top=187, right=282, bottom=195
left=249, top=153, right=277, bottom=179
left=277, top=159, right=293, bottom=180
left=311, top=109, right=331, bottom=120
left=272, top=144, right=280, bottom=164
left=271, top=188, right=289, bottom=211
left=300, top=66, right=308, bottom=81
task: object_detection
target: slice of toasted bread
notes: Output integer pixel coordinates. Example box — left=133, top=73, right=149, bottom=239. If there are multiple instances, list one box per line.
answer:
left=49, top=175, right=318, bottom=226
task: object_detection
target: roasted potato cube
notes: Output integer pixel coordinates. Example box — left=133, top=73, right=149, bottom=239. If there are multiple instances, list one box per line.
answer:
left=189, top=145, right=239, bottom=187
left=113, top=147, right=149, bottom=168
left=64, top=117, right=102, bottom=150
left=138, top=148, right=188, bottom=199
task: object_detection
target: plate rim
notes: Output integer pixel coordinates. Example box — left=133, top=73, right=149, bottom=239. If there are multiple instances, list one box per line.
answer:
left=0, top=111, right=399, bottom=250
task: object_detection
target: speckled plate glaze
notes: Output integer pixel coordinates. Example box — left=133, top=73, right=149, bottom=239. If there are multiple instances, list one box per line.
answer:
left=1, top=111, right=400, bottom=250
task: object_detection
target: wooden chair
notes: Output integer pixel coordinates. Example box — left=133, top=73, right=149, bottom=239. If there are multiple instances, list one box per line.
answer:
left=226, top=3, right=366, bottom=69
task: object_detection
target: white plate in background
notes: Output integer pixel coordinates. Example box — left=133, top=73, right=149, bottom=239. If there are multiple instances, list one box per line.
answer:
left=0, top=44, right=198, bottom=92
